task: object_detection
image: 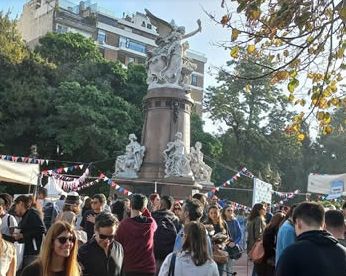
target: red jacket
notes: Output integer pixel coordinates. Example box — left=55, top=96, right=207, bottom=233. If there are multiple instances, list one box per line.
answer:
left=116, top=209, right=157, bottom=273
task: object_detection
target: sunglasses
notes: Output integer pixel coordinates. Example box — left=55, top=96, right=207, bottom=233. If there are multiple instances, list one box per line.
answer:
left=98, top=233, right=114, bottom=241
left=56, top=236, right=75, bottom=245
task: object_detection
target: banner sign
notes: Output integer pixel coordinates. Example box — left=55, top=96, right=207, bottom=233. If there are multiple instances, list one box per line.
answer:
left=307, top=173, right=346, bottom=197
left=252, top=178, right=272, bottom=205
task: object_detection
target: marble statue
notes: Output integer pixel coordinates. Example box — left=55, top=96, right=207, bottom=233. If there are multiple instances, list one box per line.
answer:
left=114, top=134, right=145, bottom=178
left=145, top=9, right=201, bottom=90
left=163, top=132, right=193, bottom=178
left=190, top=141, right=212, bottom=184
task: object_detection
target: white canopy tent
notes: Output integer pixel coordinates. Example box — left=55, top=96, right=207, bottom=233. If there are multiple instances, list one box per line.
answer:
left=0, top=159, right=39, bottom=185
left=44, top=177, right=65, bottom=197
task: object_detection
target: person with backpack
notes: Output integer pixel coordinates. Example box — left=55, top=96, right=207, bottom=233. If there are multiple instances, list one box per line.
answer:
left=0, top=195, right=17, bottom=243
left=37, top=187, right=59, bottom=230
left=152, top=195, right=181, bottom=273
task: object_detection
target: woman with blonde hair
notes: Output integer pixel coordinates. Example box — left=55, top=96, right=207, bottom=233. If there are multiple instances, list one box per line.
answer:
left=21, top=221, right=80, bottom=276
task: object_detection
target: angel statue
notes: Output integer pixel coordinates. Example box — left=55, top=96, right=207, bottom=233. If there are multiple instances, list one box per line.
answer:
left=163, top=132, right=193, bottom=178
left=190, top=141, right=213, bottom=184
left=145, top=9, right=202, bottom=90
left=114, top=134, right=145, bottom=178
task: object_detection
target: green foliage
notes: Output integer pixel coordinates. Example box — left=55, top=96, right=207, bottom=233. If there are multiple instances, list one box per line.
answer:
left=35, top=32, right=102, bottom=65
left=41, top=81, right=142, bottom=161
left=0, top=12, right=29, bottom=63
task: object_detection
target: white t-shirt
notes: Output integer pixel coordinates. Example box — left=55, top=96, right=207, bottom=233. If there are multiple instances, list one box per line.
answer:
left=1, top=213, right=18, bottom=236
left=159, top=251, right=219, bottom=276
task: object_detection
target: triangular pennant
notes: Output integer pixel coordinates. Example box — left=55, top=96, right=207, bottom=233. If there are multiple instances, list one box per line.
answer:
left=104, top=176, right=109, bottom=182
left=99, top=173, right=106, bottom=179
left=45, top=160, right=49, bottom=165
left=64, top=167, right=68, bottom=173
left=128, top=191, right=132, bottom=196
left=236, top=172, right=241, bottom=177
left=79, top=164, right=84, bottom=170
left=107, top=179, right=112, bottom=185
left=226, top=180, right=231, bottom=184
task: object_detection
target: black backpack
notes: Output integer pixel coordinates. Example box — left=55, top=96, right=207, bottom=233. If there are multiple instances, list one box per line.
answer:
left=154, top=215, right=177, bottom=260
left=43, top=202, right=58, bottom=230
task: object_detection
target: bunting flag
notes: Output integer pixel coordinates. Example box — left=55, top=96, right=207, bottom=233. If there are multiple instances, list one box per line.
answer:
left=76, top=173, right=133, bottom=196
left=41, top=164, right=84, bottom=176
left=220, top=166, right=254, bottom=187
left=0, top=153, right=87, bottom=168
left=272, top=189, right=300, bottom=204
left=1, top=154, right=49, bottom=165
left=51, top=168, right=90, bottom=192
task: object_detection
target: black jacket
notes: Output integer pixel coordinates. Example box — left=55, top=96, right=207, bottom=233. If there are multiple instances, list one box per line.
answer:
left=276, top=230, right=346, bottom=276
left=151, top=209, right=181, bottom=232
left=78, top=237, right=124, bottom=276
left=18, top=208, right=46, bottom=256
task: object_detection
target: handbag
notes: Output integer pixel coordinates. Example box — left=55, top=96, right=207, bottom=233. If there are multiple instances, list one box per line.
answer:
left=213, top=245, right=229, bottom=264
left=248, top=223, right=264, bottom=263
left=225, top=244, right=242, bottom=260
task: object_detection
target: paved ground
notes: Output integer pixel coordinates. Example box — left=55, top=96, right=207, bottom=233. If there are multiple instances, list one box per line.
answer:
left=231, top=254, right=253, bottom=276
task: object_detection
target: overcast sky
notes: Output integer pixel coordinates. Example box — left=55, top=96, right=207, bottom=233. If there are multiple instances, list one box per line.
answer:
left=0, top=0, right=235, bottom=133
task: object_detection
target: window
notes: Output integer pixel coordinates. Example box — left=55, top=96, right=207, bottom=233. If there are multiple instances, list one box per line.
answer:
left=141, top=21, right=146, bottom=27
left=119, top=36, right=146, bottom=53
left=97, top=30, right=106, bottom=44
left=191, top=75, right=198, bottom=86
left=147, top=24, right=152, bottom=29
left=128, top=57, right=135, bottom=63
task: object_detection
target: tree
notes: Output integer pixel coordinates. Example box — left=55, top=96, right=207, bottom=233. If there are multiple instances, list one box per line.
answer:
left=0, top=12, right=29, bottom=63
left=205, top=57, right=302, bottom=193
left=209, top=0, right=346, bottom=136
left=35, top=32, right=102, bottom=65
left=41, top=81, right=142, bottom=161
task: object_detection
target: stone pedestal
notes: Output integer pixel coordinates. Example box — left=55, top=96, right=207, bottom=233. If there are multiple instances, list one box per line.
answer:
left=139, top=87, right=194, bottom=180
left=112, top=87, right=196, bottom=199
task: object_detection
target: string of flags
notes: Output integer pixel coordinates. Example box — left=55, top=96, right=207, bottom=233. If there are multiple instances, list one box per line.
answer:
left=75, top=173, right=133, bottom=196
left=1, top=154, right=49, bottom=165
left=220, top=167, right=254, bottom=187
left=272, top=189, right=300, bottom=204
left=41, top=164, right=85, bottom=175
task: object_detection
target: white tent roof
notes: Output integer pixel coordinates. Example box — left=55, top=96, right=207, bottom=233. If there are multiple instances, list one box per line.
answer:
left=0, top=159, right=39, bottom=185
left=44, top=177, right=65, bottom=197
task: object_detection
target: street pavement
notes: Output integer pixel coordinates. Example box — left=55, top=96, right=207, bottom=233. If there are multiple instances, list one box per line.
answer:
left=232, top=254, right=253, bottom=276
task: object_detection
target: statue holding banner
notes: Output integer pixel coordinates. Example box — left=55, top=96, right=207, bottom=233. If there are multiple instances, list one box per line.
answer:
left=190, top=141, right=212, bottom=183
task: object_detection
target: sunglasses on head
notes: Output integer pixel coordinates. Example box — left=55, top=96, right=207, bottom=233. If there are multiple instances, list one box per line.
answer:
left=56, top=236, right=75, bottom=245
left=98, top=233, right=114, bottom=241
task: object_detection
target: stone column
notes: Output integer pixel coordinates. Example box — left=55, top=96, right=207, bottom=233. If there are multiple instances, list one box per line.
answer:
left=139, top=87, right=194, bottom=180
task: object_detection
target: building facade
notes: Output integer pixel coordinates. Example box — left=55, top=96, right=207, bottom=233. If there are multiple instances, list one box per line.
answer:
left=18, top=0, right=207, bottom=114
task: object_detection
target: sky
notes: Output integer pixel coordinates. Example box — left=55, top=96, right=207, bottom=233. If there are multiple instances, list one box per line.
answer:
left=0, top=0, right=232, bottom=133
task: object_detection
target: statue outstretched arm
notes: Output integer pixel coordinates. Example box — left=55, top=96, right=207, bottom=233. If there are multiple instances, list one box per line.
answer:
left=182, top=19, right=202, bottom=40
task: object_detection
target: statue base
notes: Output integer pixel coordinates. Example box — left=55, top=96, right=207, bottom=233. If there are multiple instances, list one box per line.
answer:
left=111, top=177, right=201, bottom=200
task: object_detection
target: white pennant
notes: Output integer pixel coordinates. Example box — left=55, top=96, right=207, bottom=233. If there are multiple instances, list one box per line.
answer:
left=79, top=164, right=84, bottom=170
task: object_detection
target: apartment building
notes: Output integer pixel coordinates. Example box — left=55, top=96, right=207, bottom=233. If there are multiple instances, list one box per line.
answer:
left=18, top=0, right=207, bottom=114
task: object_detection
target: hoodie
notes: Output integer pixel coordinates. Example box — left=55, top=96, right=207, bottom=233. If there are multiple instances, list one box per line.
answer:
left=115, top=208, right=157, bottom=273
left=276, top=230, right=346, bottom=276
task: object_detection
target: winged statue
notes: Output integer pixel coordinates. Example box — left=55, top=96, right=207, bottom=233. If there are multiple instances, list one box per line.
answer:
left=144, top=9, right=202, bottom=91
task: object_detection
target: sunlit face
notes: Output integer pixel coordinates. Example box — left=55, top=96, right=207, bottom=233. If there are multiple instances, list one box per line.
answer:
left=211, top=196, right=218, bottom=205
left=15, top=202, right=26, bottom=217
left=95, top=226, right=116, bottom=250
left=0, top=205, right=5, bottom=216
left=91, top=198, right=102, bottom=211
left=54, top=231, right=75, bottom=258
left=225, top=208, right=234, bottom=220
left=180, top=205, right=189, bottom=224
left=153, top=196, right=160, bottom=207
left=208, top=208, right=219, bottom=223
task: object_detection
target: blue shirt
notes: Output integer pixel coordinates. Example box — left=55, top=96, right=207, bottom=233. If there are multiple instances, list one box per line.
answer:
left=275, top=220, right=296, bottom=265
left=226, top=219, right=242, bottom=245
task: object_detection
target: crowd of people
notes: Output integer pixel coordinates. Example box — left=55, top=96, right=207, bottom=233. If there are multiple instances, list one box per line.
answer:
left=0, top=188, right=345, bottom=276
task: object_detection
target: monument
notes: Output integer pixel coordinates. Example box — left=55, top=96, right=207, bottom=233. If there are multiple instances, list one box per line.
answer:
left=113, top=10, right=212, bottom=198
